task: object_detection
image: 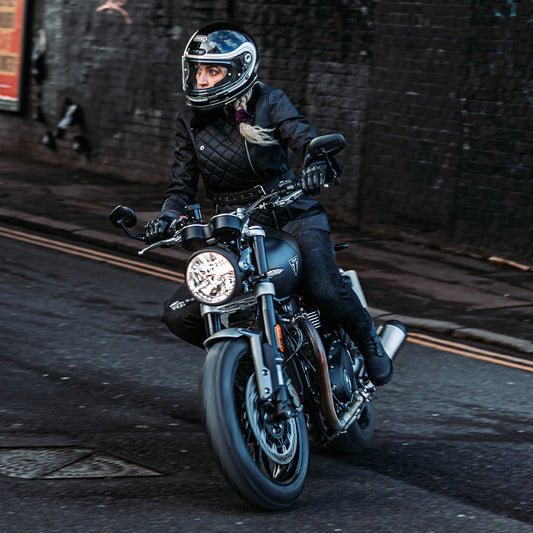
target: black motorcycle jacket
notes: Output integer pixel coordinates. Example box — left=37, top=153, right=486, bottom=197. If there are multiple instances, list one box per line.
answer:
left=159, top=82, right=332, bottom=232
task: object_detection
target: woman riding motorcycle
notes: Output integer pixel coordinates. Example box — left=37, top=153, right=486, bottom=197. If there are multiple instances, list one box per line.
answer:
left=145, top=22, right=393, bottom=386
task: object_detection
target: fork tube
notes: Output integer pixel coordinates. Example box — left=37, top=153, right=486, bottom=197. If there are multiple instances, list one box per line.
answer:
left=200, top=305, right=223, bottom=336
left=251, top=229, right=290, bottom=418
left=205, top=311, right=222, bottom=336
left=251, top=229, right=268, bottom=274
left=251, top=231, right=277, bottom=344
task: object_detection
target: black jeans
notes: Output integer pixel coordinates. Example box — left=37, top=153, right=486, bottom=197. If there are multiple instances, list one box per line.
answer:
left=162, top=229, right=374, bottom=347
left=296, top=229, right=374, bottom=338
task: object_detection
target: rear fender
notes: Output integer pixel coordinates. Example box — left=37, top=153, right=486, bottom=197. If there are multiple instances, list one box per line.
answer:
left=203, top=328, right=274, bottom=400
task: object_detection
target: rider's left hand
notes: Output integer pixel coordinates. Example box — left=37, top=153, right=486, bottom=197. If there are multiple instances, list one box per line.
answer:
left=298, top=162, right=328, bottom=196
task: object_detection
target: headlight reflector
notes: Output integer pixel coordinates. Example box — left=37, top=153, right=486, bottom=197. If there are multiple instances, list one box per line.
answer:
left=186, top=249, right=239, bottom=305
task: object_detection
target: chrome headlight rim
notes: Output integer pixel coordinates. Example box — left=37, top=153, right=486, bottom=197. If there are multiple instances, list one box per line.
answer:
left=185, top=248, right=242, bottom=306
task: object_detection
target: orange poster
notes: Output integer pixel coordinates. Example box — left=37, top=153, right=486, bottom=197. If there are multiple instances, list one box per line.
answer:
left=0, top=0, right=27, bottom=111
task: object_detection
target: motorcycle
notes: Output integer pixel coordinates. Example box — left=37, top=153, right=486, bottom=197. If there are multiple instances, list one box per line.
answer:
left=109, top=134, right=406, bottom=510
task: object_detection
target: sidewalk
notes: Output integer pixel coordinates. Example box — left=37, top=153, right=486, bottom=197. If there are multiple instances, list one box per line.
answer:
left=1, top=155, right=532, bottom=356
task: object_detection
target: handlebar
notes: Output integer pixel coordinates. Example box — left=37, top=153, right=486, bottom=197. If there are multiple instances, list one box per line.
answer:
left=135, top=180, right=303, bottom=256
left=111, top=133, right=346, bottom=255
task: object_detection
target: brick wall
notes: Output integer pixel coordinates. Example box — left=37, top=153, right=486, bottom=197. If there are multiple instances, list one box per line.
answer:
left=361, top=0, right=532, bottom=257
left=0, top=0, right=531, bottom=258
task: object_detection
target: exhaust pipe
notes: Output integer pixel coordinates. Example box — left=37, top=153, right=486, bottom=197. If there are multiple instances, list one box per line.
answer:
left=295, top=316, right=344, bottom=432
left=377, top=320, right=406, bottom=360
left=295, top=317, right=406, bottom=434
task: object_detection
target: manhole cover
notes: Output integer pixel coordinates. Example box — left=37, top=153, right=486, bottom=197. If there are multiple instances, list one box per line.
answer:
left=0, top=447, right=91, bottom=479
left=0, top=447, right=162, bottom=479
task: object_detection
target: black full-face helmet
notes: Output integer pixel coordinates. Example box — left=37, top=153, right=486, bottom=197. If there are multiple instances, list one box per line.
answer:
left=182, top=23, right=259, bottom=110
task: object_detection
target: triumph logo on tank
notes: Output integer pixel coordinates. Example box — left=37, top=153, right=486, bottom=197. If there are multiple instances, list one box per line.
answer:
left=289, top=256, right=299, bottom=276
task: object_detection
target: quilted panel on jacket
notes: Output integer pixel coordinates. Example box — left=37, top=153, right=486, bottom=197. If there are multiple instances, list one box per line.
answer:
left=195, top=116, right=258, bottom=193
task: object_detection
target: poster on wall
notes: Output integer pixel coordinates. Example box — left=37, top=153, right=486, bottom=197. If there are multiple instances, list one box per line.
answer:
left=0, top=0, right=27, bottom=112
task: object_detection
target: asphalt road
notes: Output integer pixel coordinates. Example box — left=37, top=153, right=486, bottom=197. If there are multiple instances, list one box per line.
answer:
left=1, top=234, right=531, bottom=532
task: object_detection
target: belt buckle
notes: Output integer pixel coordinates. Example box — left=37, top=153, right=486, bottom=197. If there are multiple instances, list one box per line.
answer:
left=253, top=184, right=266, bottom=197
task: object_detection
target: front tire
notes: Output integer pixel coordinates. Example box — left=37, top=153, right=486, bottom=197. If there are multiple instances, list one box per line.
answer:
left=200, top=338, right=309, bottom=510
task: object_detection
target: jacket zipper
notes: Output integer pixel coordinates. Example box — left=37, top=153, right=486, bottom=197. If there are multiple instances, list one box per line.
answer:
left=245, top=138, right=280, bottom=227
left=244, top=139, right=262, bottom=183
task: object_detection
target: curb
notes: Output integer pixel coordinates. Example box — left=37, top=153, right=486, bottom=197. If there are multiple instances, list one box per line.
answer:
left=370, top=308, right=533, bottom=355
left=1, top=208, right=532, bottom=356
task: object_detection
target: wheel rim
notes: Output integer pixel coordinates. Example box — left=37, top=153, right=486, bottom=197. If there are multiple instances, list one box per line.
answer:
left=245, top=376, right=298, bottom=465
left=233, top=356, right=303, bottom=483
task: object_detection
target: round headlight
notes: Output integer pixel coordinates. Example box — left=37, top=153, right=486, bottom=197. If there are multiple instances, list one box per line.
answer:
left=186, top=249, right=241, bottom=305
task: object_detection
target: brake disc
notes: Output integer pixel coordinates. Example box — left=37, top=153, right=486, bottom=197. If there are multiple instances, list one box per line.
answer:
left=245, top=376, right=298, bottom=465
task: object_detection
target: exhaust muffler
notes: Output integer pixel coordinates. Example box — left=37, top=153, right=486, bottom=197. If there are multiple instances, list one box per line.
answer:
left=377, top=319, right=407, bottom=360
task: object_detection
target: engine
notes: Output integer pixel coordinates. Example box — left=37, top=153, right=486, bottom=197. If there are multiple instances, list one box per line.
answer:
left=327, top=340, right=357, bottom=404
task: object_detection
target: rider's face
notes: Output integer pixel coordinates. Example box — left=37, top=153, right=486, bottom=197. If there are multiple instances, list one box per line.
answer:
left=195, top=64, right=228, bottom=89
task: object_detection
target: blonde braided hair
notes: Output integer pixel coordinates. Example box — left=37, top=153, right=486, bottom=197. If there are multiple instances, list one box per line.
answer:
left=232, top=89, right=278, bottom=146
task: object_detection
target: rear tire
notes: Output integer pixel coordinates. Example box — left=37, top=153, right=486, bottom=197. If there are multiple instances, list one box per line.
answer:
left=331, top=401, right=375, bottom=454
left=200, top=338, right=309, bottom=510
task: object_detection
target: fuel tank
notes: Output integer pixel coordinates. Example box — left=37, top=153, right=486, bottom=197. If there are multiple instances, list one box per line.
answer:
left=263, top=227, right=302, bottom=299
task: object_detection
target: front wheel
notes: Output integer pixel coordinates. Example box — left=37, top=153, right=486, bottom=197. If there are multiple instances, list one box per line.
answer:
left=200, top=338, right=309, bottom=510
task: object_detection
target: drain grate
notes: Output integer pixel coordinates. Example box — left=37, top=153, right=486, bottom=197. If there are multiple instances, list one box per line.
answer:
left=0, top=447, right=162, bottom=479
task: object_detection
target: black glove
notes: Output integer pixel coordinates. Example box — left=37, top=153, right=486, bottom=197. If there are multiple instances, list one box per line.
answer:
left=144, top=216, right=178, bottom=244
left=298, top=162, right=328, bottom=196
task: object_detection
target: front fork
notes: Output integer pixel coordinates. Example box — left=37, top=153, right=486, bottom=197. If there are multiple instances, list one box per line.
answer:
left=202, top=227, right=294, bottom=421
left=250, top=227, right=294, bottom=420
left=202, top=298, right=294, bottom=421
left=254, top=282, right=295, bottom=420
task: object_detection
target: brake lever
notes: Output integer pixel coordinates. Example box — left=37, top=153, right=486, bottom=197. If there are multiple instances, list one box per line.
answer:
left=275, top=189, right=304, bottom=207
left=138, top=235, right=181, bottom=256
left=242, top=179, right=302, bottom=218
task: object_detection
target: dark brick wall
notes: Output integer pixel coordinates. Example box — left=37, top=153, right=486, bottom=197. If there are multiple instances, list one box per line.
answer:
left=0, top=0, right=531, bottom=258
left=457, top=1, right=532, bottom=258
left=361, top=0, right=532, bottom=258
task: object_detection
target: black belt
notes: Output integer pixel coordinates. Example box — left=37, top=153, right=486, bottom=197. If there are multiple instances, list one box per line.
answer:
left=209, top=178, right=282, bottom=206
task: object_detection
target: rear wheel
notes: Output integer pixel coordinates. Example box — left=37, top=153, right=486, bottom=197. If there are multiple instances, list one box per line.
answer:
left=331, top=401, right=375, bottom=454
left=200, top=338, right=309, bottom=510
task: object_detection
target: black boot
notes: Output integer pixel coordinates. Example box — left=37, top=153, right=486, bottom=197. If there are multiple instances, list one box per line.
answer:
left=357, top=328, right=393, bottom=386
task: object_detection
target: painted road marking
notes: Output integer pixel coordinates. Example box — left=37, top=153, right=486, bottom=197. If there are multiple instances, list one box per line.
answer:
left=408, top=332, right=533, bottom=373
left=2, top=224, right=531, bottom=372
left=0, top=224, right=184, bottom=282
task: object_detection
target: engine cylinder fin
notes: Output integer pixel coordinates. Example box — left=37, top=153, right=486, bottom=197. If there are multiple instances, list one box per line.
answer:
left=303, top=310, right=321, bottom=330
